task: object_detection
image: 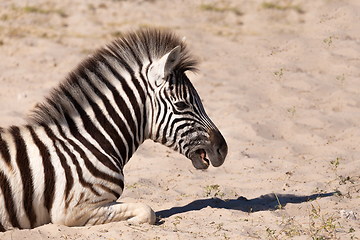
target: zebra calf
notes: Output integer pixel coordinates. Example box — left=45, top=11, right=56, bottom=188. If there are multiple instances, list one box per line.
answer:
left=0, top=29, right=227, bottom=231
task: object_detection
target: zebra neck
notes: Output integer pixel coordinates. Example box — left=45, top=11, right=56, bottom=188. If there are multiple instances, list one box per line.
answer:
left=24, top=96, right=147, bottom=174
left=27, top=54, right=150, bottom=170
left=56, top=96, right=146, bottom=170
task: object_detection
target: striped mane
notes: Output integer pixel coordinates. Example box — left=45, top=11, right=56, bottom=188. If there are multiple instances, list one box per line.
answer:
left=106, top=28, right=198, bottom=73
left=28, top=28, right=198, bottom=125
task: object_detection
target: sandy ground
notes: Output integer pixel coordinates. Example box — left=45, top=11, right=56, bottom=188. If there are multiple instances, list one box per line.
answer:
left=0, top=0, right=360, bottom=239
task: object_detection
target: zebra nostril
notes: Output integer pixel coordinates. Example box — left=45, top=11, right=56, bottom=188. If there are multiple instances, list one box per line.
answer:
left=209, top=129, right=228, bottom=159
left=217, top=141, right=228, bottom=158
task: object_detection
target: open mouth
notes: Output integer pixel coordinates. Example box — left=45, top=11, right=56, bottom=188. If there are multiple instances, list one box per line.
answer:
left=195, top=148, right=210, bottom=167
left=186, top=129, right=227, bottom=170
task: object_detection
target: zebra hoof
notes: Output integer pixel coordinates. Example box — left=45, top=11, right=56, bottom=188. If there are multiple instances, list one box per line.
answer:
left=127, top=203, right=156, bottom=225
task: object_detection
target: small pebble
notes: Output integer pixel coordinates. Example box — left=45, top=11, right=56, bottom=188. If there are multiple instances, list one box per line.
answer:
left=340, top=210, right=356, bottom=220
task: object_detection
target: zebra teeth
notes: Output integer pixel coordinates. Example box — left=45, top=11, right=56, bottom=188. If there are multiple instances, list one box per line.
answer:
left=199, top=149, right=209, bottom=167
left=203, top=157, right=210, bottom=167
left=191, top=149, right=210, bottom=169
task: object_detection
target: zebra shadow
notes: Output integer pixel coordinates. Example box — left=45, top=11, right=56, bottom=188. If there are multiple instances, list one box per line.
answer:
left=156, top=192, right=335, bottom=221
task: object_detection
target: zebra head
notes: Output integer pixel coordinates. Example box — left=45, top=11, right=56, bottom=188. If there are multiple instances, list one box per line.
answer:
left=146, top=36, right=228, bottom=170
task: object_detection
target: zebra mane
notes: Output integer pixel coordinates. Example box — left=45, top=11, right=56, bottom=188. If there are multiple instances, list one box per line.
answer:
left=27, top=28, right=198, bottom=125
left=107, top=28, right=198, bottom=73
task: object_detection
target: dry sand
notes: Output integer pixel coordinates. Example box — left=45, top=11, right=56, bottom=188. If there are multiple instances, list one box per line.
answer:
left=0, top=0, right=360, bottom=239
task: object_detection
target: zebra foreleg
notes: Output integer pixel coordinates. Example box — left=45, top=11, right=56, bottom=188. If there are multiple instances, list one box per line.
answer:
left=82, top=202, right=156, bottom=226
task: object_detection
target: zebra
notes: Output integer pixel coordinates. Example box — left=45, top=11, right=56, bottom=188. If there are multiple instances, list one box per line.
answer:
left=0, top=28, right=228, bottom=231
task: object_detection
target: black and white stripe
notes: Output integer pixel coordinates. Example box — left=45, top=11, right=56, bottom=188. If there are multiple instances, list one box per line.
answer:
left=0, top=29, right=227, bottom=231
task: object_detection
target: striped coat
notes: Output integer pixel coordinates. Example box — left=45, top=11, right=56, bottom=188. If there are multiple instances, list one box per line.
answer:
left=0, top=29, right=227, bottom=231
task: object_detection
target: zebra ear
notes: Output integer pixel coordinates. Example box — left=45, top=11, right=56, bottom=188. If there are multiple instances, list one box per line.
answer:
left=150, top=46, right=181, bottom=86
left=163, top=45, right=181, bottom=78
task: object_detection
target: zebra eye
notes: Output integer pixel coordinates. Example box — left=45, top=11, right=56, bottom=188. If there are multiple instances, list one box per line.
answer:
left=174, top=101, right=188, bottom=110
